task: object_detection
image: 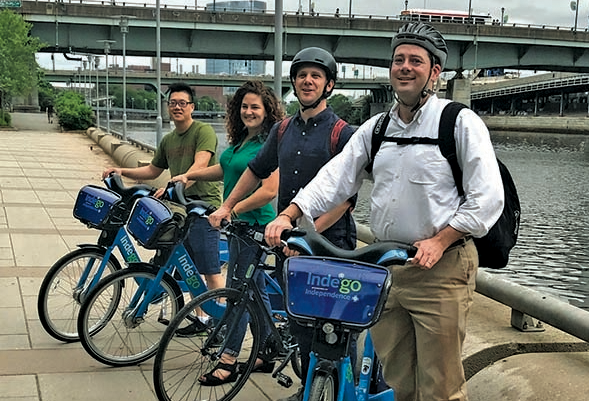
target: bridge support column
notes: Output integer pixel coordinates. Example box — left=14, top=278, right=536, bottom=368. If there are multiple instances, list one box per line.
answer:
left=490, top=99, right=495, bottom=116
left=445, top=74, right=471, bottom=107
left=12, top=87, right=40, bottom=113
left=559, top=91, right=565, bottom=117
left=534, top=93, right=539, bottom=116
left=161, top=99, right=170, bottom=123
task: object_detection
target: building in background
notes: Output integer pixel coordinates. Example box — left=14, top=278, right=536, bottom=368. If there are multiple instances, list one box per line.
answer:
left=205, top=1, right=266, bottom=94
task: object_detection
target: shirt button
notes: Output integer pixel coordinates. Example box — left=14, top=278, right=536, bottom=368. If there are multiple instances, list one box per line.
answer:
left=302, top=132, right=306, bottom=136
left=297, top=151, right=301, bottom=155
left=294, top=170, right=298, bottom=174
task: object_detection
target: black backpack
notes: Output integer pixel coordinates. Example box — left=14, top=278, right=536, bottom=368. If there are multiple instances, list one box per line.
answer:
left=366, top=102, right=520, bottom=269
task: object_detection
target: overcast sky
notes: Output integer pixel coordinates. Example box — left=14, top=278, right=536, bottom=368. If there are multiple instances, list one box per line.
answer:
left=37, top=0, right=585, bottom=72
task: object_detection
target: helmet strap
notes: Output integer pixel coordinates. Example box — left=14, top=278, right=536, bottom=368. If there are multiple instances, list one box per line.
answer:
left=294, top=81, right=330, bottom=112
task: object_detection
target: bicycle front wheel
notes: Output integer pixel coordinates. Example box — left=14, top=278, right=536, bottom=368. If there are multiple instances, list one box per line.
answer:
left=154, top=288, right=261, bottom=401
left=309, top=371, right=338, bottom=401
left=77, top=264, right=184, bottom=367
left=37, top=247, right=121, bottom=342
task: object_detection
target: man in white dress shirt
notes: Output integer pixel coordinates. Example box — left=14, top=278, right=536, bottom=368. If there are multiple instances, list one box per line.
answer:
left=265, top=22, right=504, bottom=401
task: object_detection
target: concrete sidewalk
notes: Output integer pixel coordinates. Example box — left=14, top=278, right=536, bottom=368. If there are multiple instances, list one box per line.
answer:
left=1, top=112, right=588, bottom=401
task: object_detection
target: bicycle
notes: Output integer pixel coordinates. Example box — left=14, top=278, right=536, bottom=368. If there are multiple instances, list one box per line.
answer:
left=152, top=226, right=415, bottom=401
left=37, top=174, right=155, bottom=342
left=76, top=185, right=294, bottom=369
left=283, top=234, right=416, bottom=401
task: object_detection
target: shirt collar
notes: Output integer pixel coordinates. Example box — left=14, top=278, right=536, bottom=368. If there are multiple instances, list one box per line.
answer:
left=390, top=95, right=437, bottom=126
left=293, top=106, right=333, bottom=126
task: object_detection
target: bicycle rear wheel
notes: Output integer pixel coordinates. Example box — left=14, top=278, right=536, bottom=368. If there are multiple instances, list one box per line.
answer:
left=37, top=247, right=121, bottom=342
left=309, top=371, right=338, bottom=401
left=154, top=288, right=261, bottom=401
left=77, top=264, right=184, bottom=367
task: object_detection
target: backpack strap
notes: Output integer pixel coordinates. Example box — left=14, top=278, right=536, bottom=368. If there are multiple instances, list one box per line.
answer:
left=330, top=118, right=348, bottom=156
left=276, top=117, right=292, bottom=143
left=365, top=110, right=392, bottom=173
left=278, top=116, right=347, bottom=157
left=438, top=102, right=468, bottom=197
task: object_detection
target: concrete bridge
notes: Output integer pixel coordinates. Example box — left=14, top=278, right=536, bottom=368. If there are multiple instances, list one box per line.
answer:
left=42, top=69, right=392, bottom=101
left=18, top=0, right=589, bottom=73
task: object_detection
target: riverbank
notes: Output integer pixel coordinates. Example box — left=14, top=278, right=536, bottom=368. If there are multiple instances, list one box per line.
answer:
left=483, top=115, right=589, bottom=137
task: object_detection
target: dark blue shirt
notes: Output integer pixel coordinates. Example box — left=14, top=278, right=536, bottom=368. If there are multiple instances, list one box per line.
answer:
left=248, top=107, right=357, bottom=249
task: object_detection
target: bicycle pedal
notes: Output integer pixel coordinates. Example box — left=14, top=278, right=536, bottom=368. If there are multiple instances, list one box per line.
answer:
left=274, top=372, right=293, bottom=388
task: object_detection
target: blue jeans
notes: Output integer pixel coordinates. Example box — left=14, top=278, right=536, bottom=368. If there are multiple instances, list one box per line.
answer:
left=223, top=232, right=272, bottom=357
left=183, top=217, right=220, bottom=275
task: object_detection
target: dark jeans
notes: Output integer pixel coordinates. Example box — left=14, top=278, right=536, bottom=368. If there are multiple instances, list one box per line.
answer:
left=183, top=218, right=221, bottom=275
left=223, top=232, right=272, bottom=357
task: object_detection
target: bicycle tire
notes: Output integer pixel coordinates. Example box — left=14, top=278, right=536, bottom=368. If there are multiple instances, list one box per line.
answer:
left=308, top=371, right=338, bottom=401
left=290, top=341, right=303, bottom=380
left=154, top=287, right=261, bottom=401
left=37, top=247, right=122, bottom=342
left=77, top=264, right=184, bottom=367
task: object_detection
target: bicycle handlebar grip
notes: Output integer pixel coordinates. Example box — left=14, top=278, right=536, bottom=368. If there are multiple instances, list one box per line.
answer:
left=280, top=228, right=307, bottom=241
left=407, top=245, right=418, bottom=258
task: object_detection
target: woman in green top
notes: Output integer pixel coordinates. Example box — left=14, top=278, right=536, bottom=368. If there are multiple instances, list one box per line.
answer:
left=172, top=80, right=284, bottom=386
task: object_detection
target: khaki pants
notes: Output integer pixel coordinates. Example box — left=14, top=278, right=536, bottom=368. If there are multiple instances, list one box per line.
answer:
left=371, top=240, right=478, bottom=401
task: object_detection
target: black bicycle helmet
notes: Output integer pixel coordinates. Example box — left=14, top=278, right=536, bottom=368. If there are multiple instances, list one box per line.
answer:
left=391, top=22, right=448, bottom=69
left=290, top=47, right=337, bottom=99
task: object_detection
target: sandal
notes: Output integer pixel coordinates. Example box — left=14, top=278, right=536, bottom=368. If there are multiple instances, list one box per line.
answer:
left=199, top=361, right=239, bottom=386
left=238, top=358, right=275, bottom=374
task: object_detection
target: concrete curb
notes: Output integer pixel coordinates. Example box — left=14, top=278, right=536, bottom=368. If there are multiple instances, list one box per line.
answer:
left=85, top=127, right=171, bottom=188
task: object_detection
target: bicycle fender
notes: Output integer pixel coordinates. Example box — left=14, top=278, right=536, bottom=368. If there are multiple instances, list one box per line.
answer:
left=75, top=243, right=107, bottom=251
left=314, top=359, right=337, bottom=376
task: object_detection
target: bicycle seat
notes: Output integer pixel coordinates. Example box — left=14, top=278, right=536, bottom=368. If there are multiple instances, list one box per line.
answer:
left=104, top=173, right=156, bottom=204
left=286, top=230, right=417, bottom=266
left=164, top=182, right=217, bottom=218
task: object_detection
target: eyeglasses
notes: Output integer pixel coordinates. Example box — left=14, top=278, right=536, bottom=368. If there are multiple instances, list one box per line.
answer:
left=167, top=100, right=193, bottom=108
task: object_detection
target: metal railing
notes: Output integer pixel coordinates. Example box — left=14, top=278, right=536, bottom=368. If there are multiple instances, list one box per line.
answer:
left=356, top=228, right=589, bottom=343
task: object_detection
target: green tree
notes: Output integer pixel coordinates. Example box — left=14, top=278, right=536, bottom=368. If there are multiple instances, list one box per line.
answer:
left=55, top=91, right=94, bottom=131
left=37, top=71, right=56, bottom=112
left=327, top=93, right=353, bottom=121
left=0, top=10, right=43, bottom=110
left=348, top=95, right=372, bottom=125
left=196, top=95, right=220, bottom=111
left=285, top=100, right=300, bottom=116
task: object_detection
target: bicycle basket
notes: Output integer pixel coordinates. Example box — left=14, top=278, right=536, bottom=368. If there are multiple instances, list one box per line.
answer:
left=127, top=197, right=185, bottom=249
left=284, top=256, right=392, bottom=329
left=73, top=185, right=122, bottom=229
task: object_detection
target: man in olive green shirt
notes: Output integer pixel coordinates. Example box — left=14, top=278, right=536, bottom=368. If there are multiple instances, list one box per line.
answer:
left=102, top=82, right=224, bottom=291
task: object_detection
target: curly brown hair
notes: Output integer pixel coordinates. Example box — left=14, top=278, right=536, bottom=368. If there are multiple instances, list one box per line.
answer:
left=225, top=80, right=285, bottom=145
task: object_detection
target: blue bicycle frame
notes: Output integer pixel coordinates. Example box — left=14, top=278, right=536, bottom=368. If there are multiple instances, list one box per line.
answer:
left=302, top=332, right=394, bottom=401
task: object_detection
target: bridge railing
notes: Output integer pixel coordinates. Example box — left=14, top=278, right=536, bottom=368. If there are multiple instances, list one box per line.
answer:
left=23, top=0, right=584, bottom=32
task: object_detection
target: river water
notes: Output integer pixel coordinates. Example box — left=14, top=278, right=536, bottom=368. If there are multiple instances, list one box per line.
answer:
left=121, top=120, right=589, bottom=311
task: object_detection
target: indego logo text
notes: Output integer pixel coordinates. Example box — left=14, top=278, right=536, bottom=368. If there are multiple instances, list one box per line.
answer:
left=306, top=272, right=362, bottom=295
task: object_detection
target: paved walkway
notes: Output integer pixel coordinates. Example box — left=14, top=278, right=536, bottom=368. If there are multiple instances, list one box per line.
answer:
left=1, top=112, right=588, bottom=401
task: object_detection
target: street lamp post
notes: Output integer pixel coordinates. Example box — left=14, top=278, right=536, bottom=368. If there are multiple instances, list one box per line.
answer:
left=97, top=40, right=116, bottom=134
left=115, top=15, right=134, bottom=141
left=95, top=56, right=100, bottom=129
left=87, top=55, right=93, bottom=104
left=155, top=0, right=163, bottom=145
left=468, top=0, right=472, bottom=22
left=574, top=1, right=580, bottom=32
